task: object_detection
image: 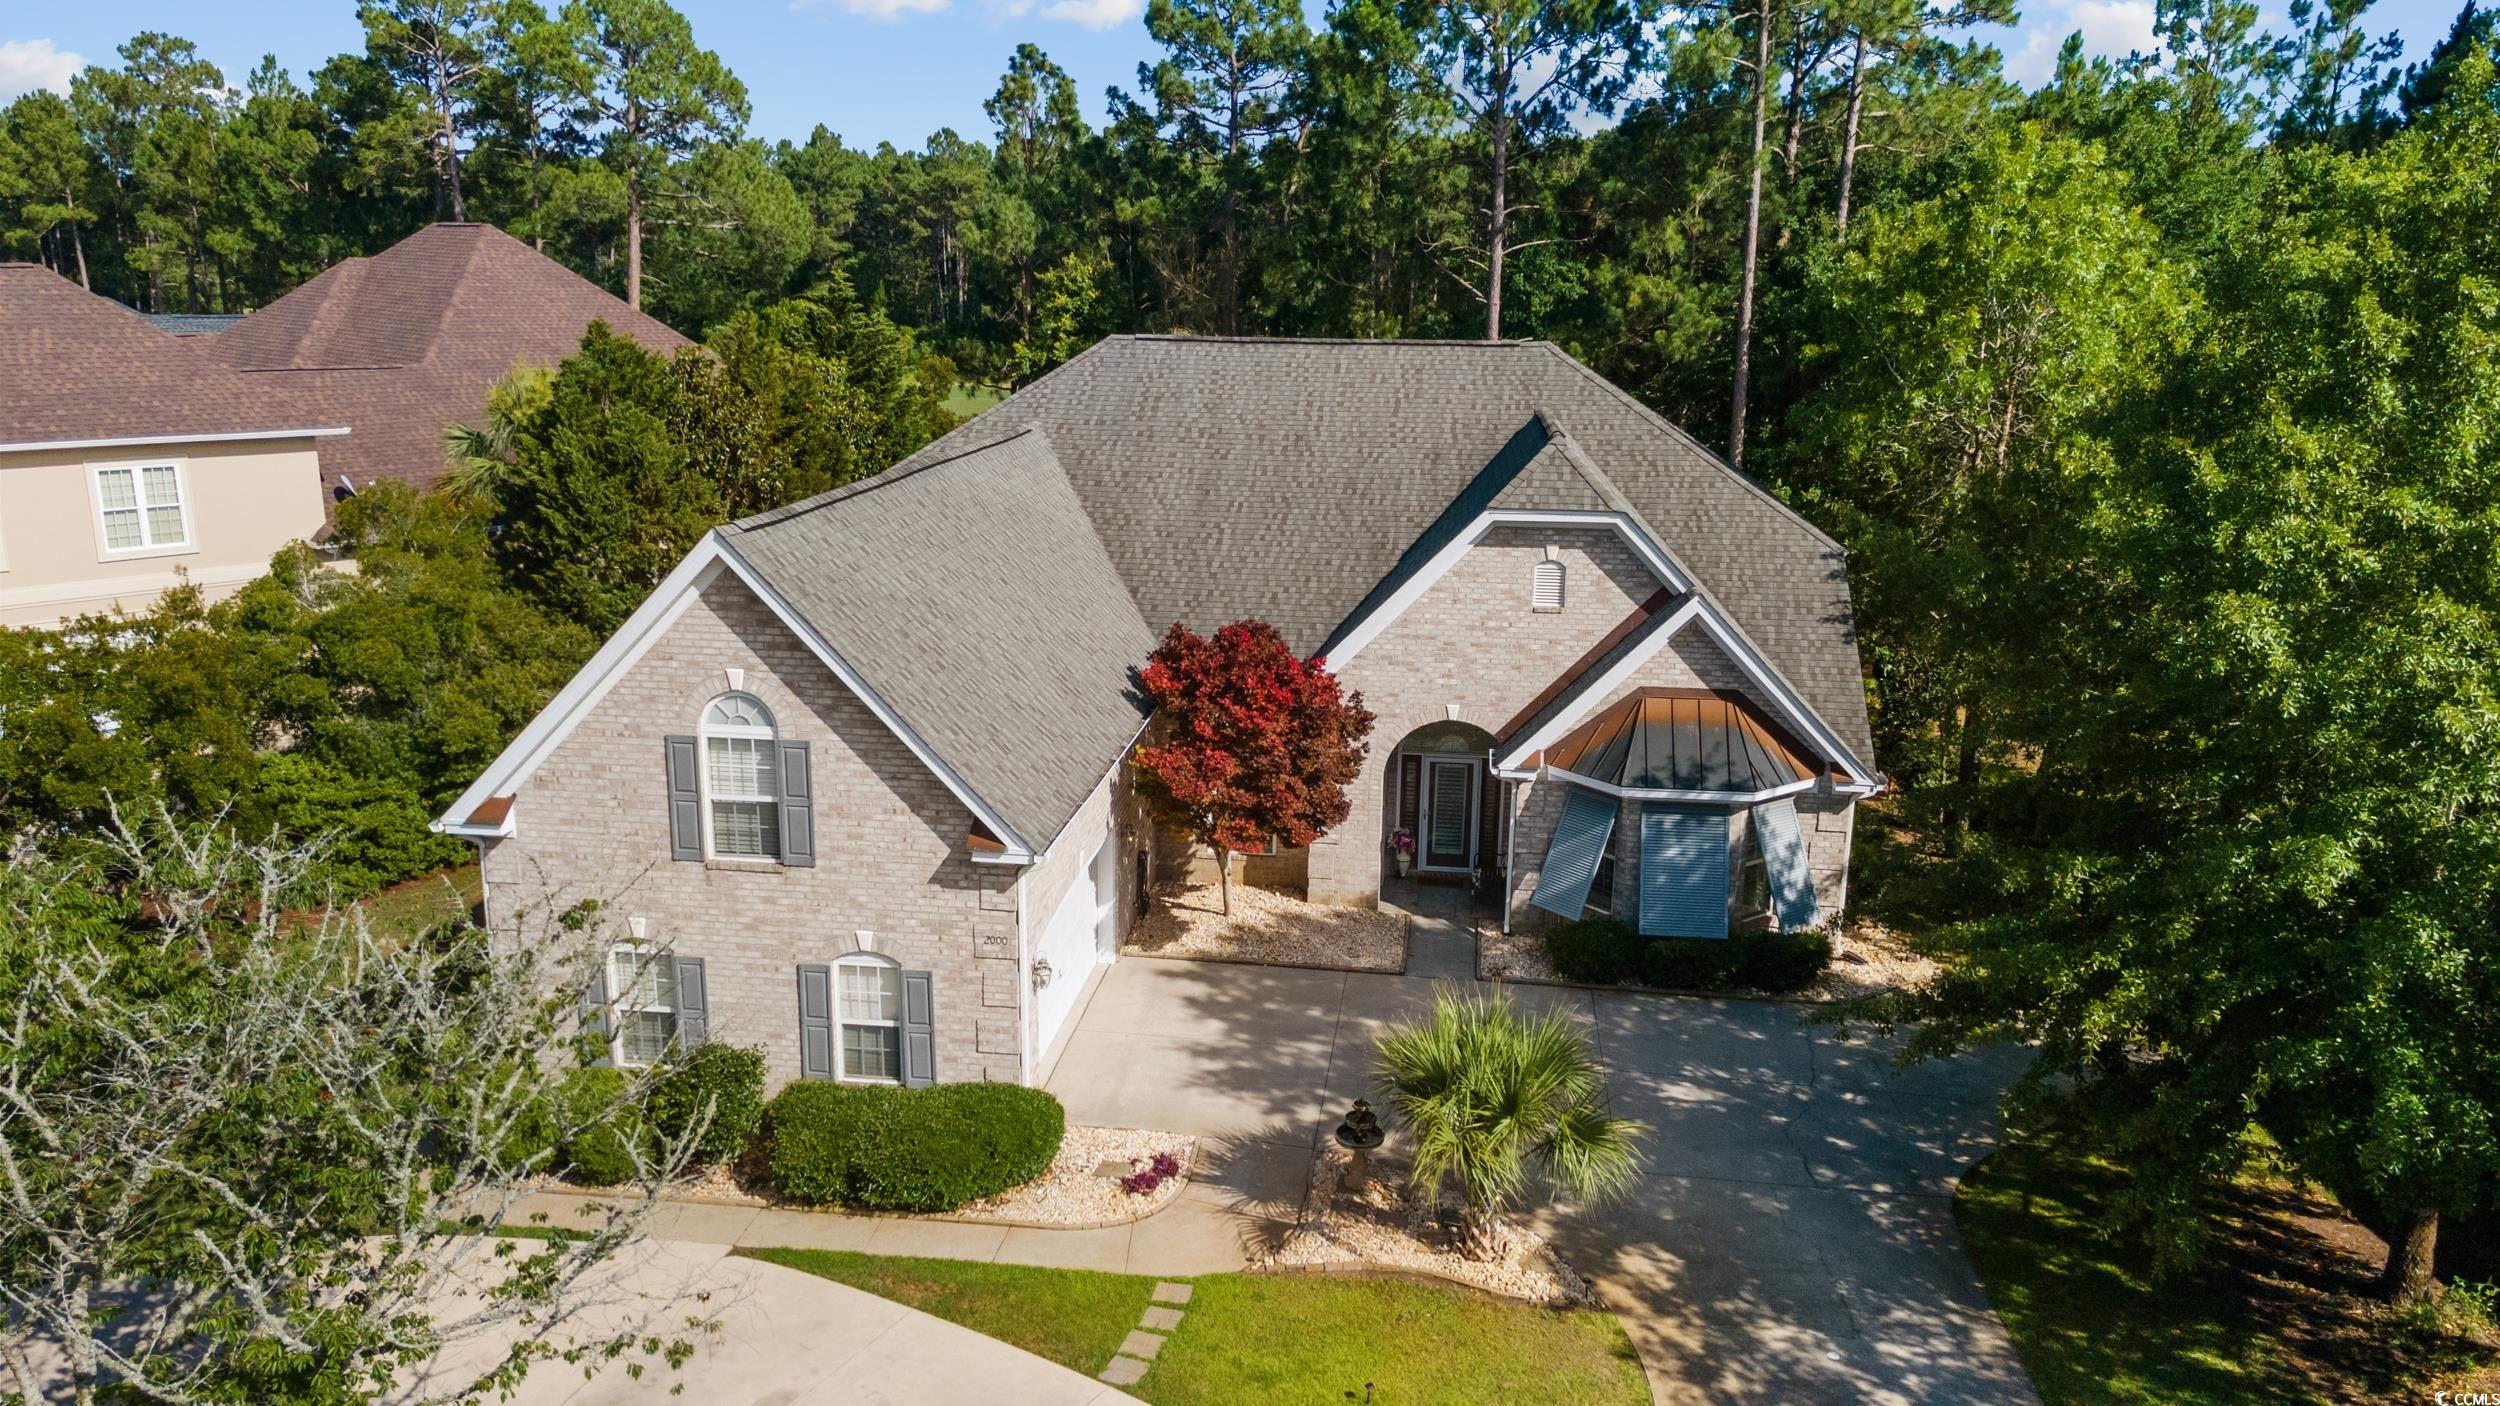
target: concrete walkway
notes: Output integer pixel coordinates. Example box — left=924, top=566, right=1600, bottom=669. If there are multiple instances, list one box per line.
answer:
left=503, top=1146, right=1292, bottom=1278
left=1042, top=894, right=2042, bottom=1406
left=390, top=1239, right=1142, bottom=1405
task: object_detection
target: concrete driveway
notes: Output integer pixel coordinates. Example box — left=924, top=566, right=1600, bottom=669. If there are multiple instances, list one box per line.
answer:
left=389, top=1238, right=1143, bottom=1406
left=1045, top=948, right=2040, bottom=1406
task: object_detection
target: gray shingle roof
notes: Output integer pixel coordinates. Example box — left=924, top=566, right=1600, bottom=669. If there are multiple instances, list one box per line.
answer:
left=724, top=426, right=1156, bottom=848
left=733, top=335, right=1873, bottom=848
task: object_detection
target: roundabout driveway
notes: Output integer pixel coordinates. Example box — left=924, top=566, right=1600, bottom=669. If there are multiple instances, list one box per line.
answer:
left=1044, top=950, right=2040, bottom=1406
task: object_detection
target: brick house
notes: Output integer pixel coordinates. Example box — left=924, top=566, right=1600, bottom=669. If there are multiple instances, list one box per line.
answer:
left=435, top=337, right=1880, bottom=1091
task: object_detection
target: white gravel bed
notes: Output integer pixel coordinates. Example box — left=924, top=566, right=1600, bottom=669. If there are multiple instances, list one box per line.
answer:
left=955, top=1125, right=1195, bottom=1226
left=1257, top=1144, right=1595, bottom=1306
left=1125, top=880, right=1407, bottom=972
left=543, top=1124, right=1196, bottom=1228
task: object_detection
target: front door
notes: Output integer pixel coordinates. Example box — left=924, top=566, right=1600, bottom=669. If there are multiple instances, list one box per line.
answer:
left=1421, top=757, right=1478, bottom=872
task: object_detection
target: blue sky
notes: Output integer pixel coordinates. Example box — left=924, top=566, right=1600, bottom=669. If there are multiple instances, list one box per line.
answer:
left=1, top=0, right=2475, bottom=152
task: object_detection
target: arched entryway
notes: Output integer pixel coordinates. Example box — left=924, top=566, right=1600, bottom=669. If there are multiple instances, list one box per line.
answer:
left=1383, top=719, right=1501, bottom=888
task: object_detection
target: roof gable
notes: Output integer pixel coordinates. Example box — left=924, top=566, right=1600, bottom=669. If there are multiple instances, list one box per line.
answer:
left=204, top=224, right=690, bottom=494
left=0, top=264, right=329, bottom=449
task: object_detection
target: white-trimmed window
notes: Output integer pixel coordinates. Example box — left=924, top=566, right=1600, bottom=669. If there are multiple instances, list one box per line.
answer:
left=836, top=954, right=903, bottom=1084
left=1586, top=852, right=1618, bottom=917
left=1531, top=557, right=1565, bottom=612
left=93, top=463, right=189, bottom=552
left=609, top=944, right=679, bottom=1067
left=702, top=692, right=780, bottom=860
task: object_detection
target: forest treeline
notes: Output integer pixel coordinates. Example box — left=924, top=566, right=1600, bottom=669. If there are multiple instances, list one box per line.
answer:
left=5, top=0, right=2500, bottom=1311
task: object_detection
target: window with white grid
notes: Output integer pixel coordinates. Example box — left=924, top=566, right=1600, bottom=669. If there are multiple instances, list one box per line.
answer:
left=1531, top=558, right=1565, bottom=612
left=94, top=463, right=188, bottom=551
left=702, top=692, right=780, bottom=859
left=608, top=944, right=678, bottom=1067
left=836, top=956, right=902, bottom=1083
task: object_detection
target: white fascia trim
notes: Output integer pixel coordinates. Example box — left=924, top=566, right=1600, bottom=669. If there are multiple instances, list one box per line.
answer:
left=1021, top=714, right=1154, bottom=870
left=432, top=530, right=1039, bottom=861
left=711, top=537, right=1037, bottom=861
left=1544, top=764, right=1821, bottom=806
left=1494, top=594, right=1879, bottom=787
left=0, top=427, right=351, bottom=455
left=433, top=539, right=729, bottom=835
left=438, top=812, right=516, bottom=840
left=1323, top=510, right=1690, bottom=670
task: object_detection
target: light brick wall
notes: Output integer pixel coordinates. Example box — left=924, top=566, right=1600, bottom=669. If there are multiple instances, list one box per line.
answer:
left=481, top=572, right=1022, bottom=1091
left=1501, top=622, right=1857, bottom=933
left=1314, top=525, right=1660, bottom=905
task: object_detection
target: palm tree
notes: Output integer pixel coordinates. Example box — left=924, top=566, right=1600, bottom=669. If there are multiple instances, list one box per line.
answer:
left=441, top=365, right=554, bottom=505
left=1372, top=987, right=1649, bottom=1259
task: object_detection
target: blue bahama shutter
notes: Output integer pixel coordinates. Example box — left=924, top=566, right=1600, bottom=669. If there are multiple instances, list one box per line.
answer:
left=1752, top=798, right=1822, bottom=932
left=1530, top=787, right=1619, bottom=919
left=1639, top=805, right=1731, bottom=939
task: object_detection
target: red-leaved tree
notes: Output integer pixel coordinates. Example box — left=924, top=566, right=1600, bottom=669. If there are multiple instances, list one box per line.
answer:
left=1131, top=621, right=1377, bottom=915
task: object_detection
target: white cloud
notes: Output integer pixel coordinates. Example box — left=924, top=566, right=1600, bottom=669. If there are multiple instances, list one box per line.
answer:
left=1039, top=0, right=1142, bottom=28
left=2002, top=0, right=2158, bottom=86
left=0, top=38, right=84, bottom=102
left=789, top=0, right=951, bottom=19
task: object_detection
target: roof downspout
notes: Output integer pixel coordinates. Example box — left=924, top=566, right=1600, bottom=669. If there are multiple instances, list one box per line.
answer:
left=1015, top=868, right=1034, bottom=1086
left=1501, top=776, right=1518, bottom=937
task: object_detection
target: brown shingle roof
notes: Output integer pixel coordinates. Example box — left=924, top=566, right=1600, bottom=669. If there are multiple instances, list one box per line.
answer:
left=0, top=265, right=331, bottom=448
left=204, top=223, right=690, bottom=494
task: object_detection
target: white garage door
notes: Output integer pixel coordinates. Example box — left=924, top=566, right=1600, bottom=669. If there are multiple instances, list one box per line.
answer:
left=1034, top=840, right=1115, bottom=1059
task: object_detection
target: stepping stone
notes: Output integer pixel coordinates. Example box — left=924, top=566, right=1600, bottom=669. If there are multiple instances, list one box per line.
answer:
left=1099, top=1355, right=1150, bottom=1387
left=1119, top=1330, right=1167, bottom=1360
left=1140, top=1306, right=1184, bottom=1331
left=1151, top=1282, right=1193, bottom=1305
left=1095, top=1160, right=1133, bottom=1180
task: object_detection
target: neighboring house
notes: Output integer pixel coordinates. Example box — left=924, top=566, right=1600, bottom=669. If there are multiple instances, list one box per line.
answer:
left=0, top=264, right=343, bottom=628
left=436, top=336, right=1881, bottom=1092
left=0, top=223, right=686, bottom=629
left=200, top=222, right=688, bottom=501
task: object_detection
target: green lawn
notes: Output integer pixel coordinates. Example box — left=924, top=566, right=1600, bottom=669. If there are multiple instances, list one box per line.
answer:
left=1958, top=1130, right=2494, bottom=1404
left=943, top=382, right=1010, bottom=420
left=741, top=1249, right=1648, bottom=1406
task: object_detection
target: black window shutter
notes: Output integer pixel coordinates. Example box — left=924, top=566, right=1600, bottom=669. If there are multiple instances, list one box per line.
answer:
left=580, top=961, right=612, bottom=1068
left=796, top=964, right=834, bottom=1080
left=777, top=740, right=815, bottom=867
left=901, top=970, right=936, bottom=1087
left=674, top=956, right=708, bottom=1045
left=1399, top=755, right=1422, bottom=834
left=665, top=735, right=702, bottom=861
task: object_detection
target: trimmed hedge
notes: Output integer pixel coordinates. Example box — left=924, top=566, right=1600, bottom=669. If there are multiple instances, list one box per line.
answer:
left=555, top=1066, right=642, bottom=1185
left=1544, top=918, right=1830, bottom=994
left=760, top=1081, right=1065, bottom=1212
left=1546, top=918, right=1642, bottom=985
left=650, top=1042, right=767, bottom=1165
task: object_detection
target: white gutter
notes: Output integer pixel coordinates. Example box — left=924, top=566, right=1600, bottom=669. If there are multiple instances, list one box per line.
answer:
left=0, top=426, right=351, bottom=455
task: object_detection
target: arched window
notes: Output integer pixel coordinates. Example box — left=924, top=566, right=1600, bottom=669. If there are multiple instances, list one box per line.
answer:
left=701, top=692, right=780, bottom=859
left=1531, top=558, right=1566, bottom=612
left=835, top=953, right=903, bottom=1083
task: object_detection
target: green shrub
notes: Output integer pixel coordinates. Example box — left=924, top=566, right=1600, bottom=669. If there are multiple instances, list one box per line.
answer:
left=761, top=1081, right=1066, bottom=1212
left=1732, top=927, right=1831, bottom=992
left=650, top=1043, right=767, bottom=1165
left=556, top=1066, right=642, bottom=1185
left=1640, top=937, right=1738, bottom=990
left=1545, top=918, right=1639, bottom=984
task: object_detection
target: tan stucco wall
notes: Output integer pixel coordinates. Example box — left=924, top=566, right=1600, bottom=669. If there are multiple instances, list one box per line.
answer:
left=0, top=439, right=327, bottom=627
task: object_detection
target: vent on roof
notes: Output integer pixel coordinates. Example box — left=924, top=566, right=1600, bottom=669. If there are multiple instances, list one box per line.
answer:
left=1531, top=558, right=1565, bottom=612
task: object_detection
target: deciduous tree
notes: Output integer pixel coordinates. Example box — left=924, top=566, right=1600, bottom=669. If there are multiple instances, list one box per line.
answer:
left=1131, top=620, right=1375, bottom=915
